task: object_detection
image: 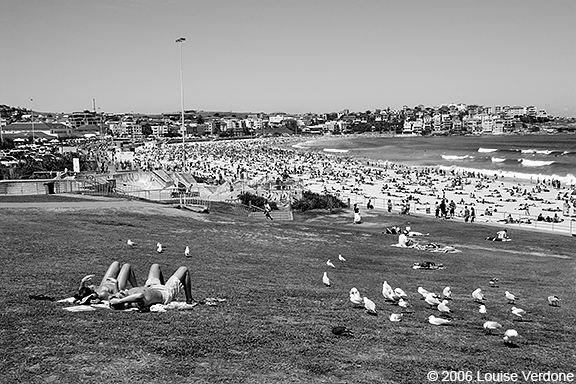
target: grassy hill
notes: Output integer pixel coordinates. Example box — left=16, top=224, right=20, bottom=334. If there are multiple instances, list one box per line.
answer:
left=1, top=197, right=574, bottom=383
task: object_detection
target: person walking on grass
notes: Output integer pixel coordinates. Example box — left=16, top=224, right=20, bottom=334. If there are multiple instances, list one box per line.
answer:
left=264, top=200, right=273, bottom=220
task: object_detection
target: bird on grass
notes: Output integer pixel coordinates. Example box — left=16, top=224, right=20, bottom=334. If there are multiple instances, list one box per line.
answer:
left=322, top=272, right=331, bottom=287
left=505, top=291, right=518, bottom=304
left=418, top=286, right=431, bottom=299
left=363, top=297, right=377, bottom=315
left=425, top=293, right=441, bottom=308
left=389, top=313, right=403, bottom=322
left=511, top=306, right=527, bottom=321
left=503, top=329, right=520, bottom=347
left=442, top=286, right=452, bottom=300
left=437, top=300, right=451, bottom=315
left=398, top=298, right=411, bottom=310
left=428, top=315, right=451, bottom=326
left=349, top=287, right=363, bottom=306
left=479, top=305, right=487, bottom=318
left=472, top=288, right=484, bottom=302
left=382, top=281, right=399, bottom=302
left=184, top=246, right=190, bottom=257
left=483, top=321, right=502, bottom=335
left=331, top=326, right=354, bottom=337
left=157, top=242, right=163, bottom=253
left=326, top=259, right=336, bottom=268
left=338, top=254, right=346, bottom=262
left=394, top=287, right=408, bottom=299
left=127, top=239, right=135, bottom=246
left=547, top=295, right=560, bottom=307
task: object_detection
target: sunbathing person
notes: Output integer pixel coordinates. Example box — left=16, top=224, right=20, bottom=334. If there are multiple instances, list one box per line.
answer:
left=75, top=261, right=138, bottom=304
left=109, top=264, right=195, bottom=310
left=486, top=229, right=511, bottom=242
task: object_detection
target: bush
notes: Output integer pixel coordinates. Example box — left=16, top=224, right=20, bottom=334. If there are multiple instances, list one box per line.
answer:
left=237, top=192, right=278, bottom=210
left=291, top=191, right=347, bottom=212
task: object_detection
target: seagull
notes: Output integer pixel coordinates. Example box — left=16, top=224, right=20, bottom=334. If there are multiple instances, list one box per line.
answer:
left=363, top=297, right=377, bottom=315
left=322, top=272, right=331, bottom=287
left=184, top=246, right=190, bottom=257
left=382, top=281, right=398, bottom=302
left=437, top=300, right=451, bottom=315
left=389, top=313, right=403, bottom=322
left=418, top=286, right=430, bottom=299
left=483, top=321, right=502, bottom=334
left=511, top=306, right=526, bottom=321
left=428, top=315, right=451, bottom=326
left=472, top=288, right=484, bottom=302
left=127, top=239, right=135, bottom=246
left=326, top=259, right=336, bottom=268
left=442, top=286, right=452, bottom=300
left=503, top=329, right=519, bottom=347
left=338, top=254, right=346, bottom=262
left=394, top=287, right=408, bottom=299
left=489, top=278, right=499, bottom=288
left=547, top=295, right=560, bottom=307
left=331, top=326, right=354, bottom=336
left=425, top=293, right=441, bottom=308
left=398, top=298, right=411, bottom=310
left=479, top=304, right=487, bottom=318
left=156, top=242, right=163, bottom=253
left=505, top=291, right=518, bottom=304
left=349, top=287, right=363, bottom=306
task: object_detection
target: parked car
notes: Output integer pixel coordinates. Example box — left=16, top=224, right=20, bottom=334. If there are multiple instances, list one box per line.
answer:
left=0, top=155, right=20, bottom=167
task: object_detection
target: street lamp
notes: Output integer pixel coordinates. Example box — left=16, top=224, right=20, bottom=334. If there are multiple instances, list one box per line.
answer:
left=30, top=98, right=34, bottom=143
left=175, top=37, right=186, bottom=170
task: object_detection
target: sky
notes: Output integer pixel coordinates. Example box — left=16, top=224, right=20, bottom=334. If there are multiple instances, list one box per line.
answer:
left=1, top=0, right=575, bottom=116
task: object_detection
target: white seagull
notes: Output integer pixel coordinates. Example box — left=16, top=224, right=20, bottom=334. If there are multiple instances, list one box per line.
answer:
left=322, top=272, right=331, bottom=287
left=363, top=297, right=377, bottom=315
left=389, top=313, right=403, bottom=322
left=437, top=300, right=451, bottom=315
left=472, top=288, right=484, bottom=302
left=511, top=306, right=526, bottom=321
left=503, top=329, right=520, bottom=347
left=425, top=293, right=441, bottom=308
left=382, top=281, right=397, bottom=302
left=398, top=298, right=411, bottom=310
left=547, top=295, right=560, bottom=307
left=428, top=315, right=451, bottom=326
left=127, top=239, right=135, bottom=246
left=184, top=246, right=190, bottom=257
left=338, top=254, right=346, bottom=262
left=326, top=259, right=336, bottom=268
left=157, top=242, right=163, bottom=253
left=505, top=291, right=518, bottom=304
left=483, top=321, right=502, bottom=334
left=349, top=287, right=363, bottom=306
left=479, top=304, right=487, bottom=318
left=442, top=286, right=452, bottom=300
left=418, top=286, right=430, bottom=299
left=394, top=287, right=408, bottom=299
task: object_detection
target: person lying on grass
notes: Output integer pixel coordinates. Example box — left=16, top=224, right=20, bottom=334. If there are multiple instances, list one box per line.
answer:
left=109, top=264, right=195, bottom=310
left=75, top=261, right=138, bottom=304
left=486, top=229, right=511, bottom=242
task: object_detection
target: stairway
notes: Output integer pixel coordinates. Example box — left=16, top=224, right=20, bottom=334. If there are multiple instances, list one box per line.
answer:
left=248, top=210, right=294, bottom=221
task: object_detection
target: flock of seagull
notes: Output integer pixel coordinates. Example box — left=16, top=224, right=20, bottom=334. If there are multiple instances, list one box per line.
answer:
left=324, top=258, right=562, bottom=347
left=126, top=239, right=192, bottom=258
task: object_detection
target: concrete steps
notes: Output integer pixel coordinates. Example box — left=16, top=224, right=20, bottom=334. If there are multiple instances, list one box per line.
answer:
left=248, top=210, right=294, bottom=221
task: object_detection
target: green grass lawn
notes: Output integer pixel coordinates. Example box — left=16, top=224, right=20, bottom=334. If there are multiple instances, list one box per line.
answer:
left=1, top=200, right=575, bottom=383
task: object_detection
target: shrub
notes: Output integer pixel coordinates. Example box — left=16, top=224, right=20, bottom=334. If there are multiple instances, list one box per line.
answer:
left=291, top=191, right=347, bottom=212
left=237, top=192, right=278, bottom=210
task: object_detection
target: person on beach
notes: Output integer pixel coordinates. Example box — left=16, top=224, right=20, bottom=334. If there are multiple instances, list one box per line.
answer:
left=387, top=199, right=393, bottom=213
left=367, top=199, right=374, bottom=210
left=470, top=207, right=476, bottom=222
left=486, top=229, right=511, bottom=242
left=353, top=203, right=362, bottom=224
left=109, top=264, right=195, bottom=310
left=75, top=261, right=138, bottom=304
left=463, top=206, right=470, bottom=222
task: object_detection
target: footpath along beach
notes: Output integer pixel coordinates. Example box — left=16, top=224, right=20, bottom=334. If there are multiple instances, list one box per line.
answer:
left=292, top=135, right=576, bottom=237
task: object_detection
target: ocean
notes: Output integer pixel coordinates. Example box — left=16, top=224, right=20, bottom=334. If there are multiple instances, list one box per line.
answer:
left=297, top=134, right=576, bottom=185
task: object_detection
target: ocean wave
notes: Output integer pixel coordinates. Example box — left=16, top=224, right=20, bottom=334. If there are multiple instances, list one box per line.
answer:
left=519, top=159, right=555, bottom=167
left=491, top=157, right=506, bottom=163
left=478, top=147, right=498, bottom=153
left=521, top=149, right=554, bottom=155
left=438, top=165, right=576, bottom=184
left=323, top=148, right=349, bottom=153
left=441, top=155, right=473, bottom=160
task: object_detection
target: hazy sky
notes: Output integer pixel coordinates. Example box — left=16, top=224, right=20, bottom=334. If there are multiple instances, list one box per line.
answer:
left=1, top=0, right=575, bottom=116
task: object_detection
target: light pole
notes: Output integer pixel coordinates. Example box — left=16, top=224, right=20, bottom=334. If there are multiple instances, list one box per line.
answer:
left=30, top=98, right=34, bottom=143
left=175, top=37, right=186, bottom=170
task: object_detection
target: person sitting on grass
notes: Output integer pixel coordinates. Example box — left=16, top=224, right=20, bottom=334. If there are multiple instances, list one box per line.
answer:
left=486, top=229, right=511, bottom=242
left=397, top=231, right=415, bottom=247
left=75, top=261, right=138, bottom=304
left=109, top=264, right=195, bottom=310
